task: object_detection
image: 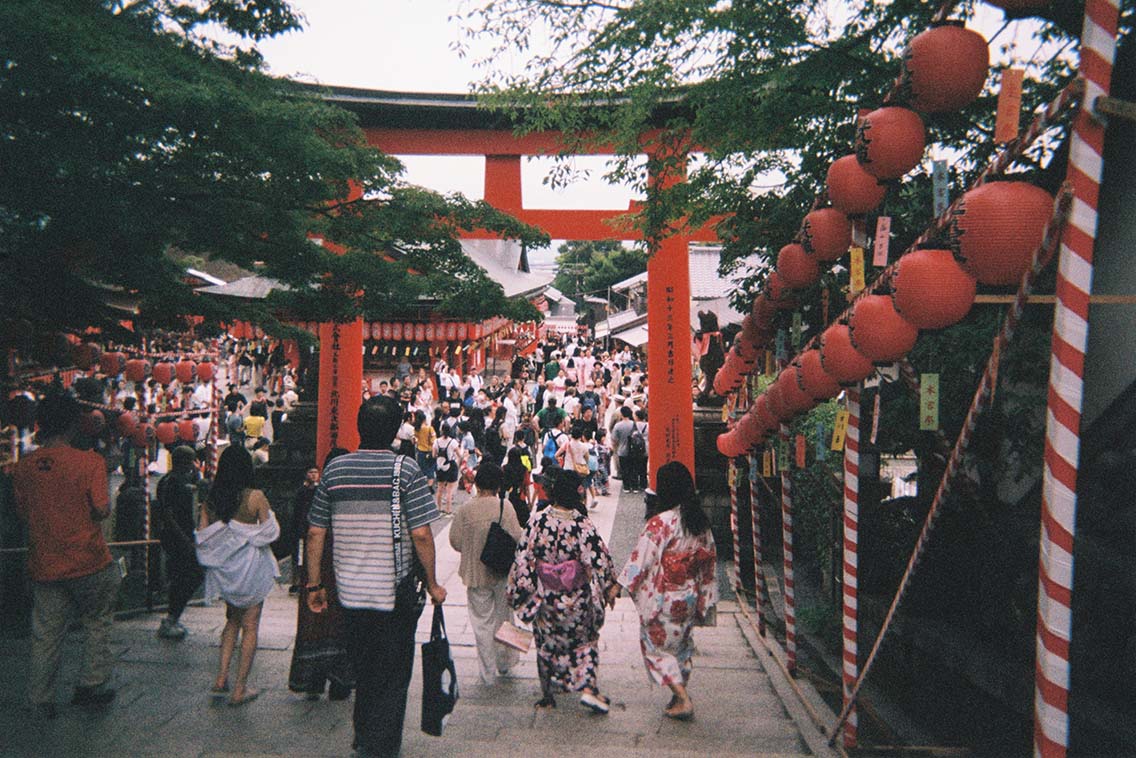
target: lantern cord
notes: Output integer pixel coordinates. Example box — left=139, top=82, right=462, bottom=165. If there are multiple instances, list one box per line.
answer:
left=73, top=396, right=222, bottom=421
left=715, top=77, right=1084, bottom=399
left=827, top=184, right=1074, bottom=744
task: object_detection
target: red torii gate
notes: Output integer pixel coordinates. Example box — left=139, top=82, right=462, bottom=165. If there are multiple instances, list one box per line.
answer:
left=312, top=88, right=716, bottom=483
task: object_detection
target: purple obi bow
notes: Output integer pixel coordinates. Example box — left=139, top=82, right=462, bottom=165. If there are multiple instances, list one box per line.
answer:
left=537, top=559, right=587, bottom=593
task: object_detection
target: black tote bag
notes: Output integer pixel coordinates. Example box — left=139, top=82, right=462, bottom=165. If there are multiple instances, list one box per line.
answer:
left=479, top=496, right=518, bottom=576
left=421, top=605, right=458, bottom=736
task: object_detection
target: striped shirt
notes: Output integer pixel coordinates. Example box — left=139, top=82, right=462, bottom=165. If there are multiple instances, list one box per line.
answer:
left=309, top=450, right=439, bottom=611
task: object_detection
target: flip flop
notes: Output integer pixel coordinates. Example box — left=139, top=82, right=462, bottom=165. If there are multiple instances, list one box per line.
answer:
left=228, top=690, right=260, bottom=707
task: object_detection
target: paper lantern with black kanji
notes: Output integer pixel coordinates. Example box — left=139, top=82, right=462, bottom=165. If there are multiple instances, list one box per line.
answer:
left=125, top=359, right=151, bottom=383
left=849, top=295, right=919, bottom=363
left=855, top=107, right=926, bottom=180
left=197, top=361, right=215, bottom=383
left=766, top=272, right=798, bottom=310
left=178, top=419, right=199, bottom=442
left=392, top=323, right=404, bottom=341
left=713, top=362, right=742, bottom=397
left=827, top=155, right=888, bottom=216
left=801, top=208, right=853, bottom=262
left=382, top=322, right=393, bottom=340
left=415, top=324, right=427, bottom=342
left=152, top=361, right=174, bottom=386
left=796, top=350, right=842, bottom=400
left=949, top=181, right=1054, bottom=286
left=764, top=381, right=794, bottom=421
left=776, top=368, right=816, bottom=417
left=752, top=394, right=780, bottom=436
left=72, top=343, right=102, bottom=370
left=131, top=423, right=155, bottom=448
left=750, top=293, right=778, bottom=328
left=892, top=249, right=977, bottom=329
left=175, top=360, right=196, bottom=384
left=736, top=412, right=763, bottom=447
left=426, top=323, right=437, bottom=341
left=900, top=24, right=989, bottom=113
left=156, top=422, right=178, bottom=446
left=741, top=313, right=772, bottom=348
left=100, top=352, right=126, bottom=376
left=116, top=411, right=139, bottom=436
left=820, top=325, right=875, bottom=385
left=717, top=431, right=746, bottom=458
left=777, top=243, right=820, bottom=289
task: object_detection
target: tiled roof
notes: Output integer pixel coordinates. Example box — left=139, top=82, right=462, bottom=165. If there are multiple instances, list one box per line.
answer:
left=197, top=276, right=286, bottom=300
left=461, top=239, right=554, bottom=299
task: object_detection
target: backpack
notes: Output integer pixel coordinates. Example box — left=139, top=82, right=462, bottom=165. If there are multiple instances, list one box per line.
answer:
left=627, top=422, right=647, bottom=459
left=436, top=440, right=453, bottom=473
left=543, top=430, right=565, bottom=461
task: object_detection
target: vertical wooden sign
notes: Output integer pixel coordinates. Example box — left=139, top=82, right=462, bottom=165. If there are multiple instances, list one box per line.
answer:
left=995, top=68, right=1025, bottom=144
left=832, top=409, right=850, bottom=450
left=932, top=160, right=950, bottom=216
left=920, top=373, right=940, bottom=431
left=795, top=434, right=807, bottom=469
left=872, top=216, right=891, bottom=267
left=850, top=247, right=867, bottom=294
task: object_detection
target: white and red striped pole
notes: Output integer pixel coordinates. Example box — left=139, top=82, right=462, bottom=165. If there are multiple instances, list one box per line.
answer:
left=728, top=458, right=743, bottom=598
left=207, top=381, right=221, bottom=480
left=1035, top=2, right=1121, bottom=756
left=780, top=423, right=797, bottom=675
left=748, top=453, right=766, bottom=636
left=842, top=386, right=861, bottom=748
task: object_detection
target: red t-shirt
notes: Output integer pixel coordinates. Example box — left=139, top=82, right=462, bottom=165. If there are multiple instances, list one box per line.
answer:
left=13, top=445, right=112, bottom=582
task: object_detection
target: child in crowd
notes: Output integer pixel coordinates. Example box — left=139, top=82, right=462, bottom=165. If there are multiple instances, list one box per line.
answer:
left=592, top=430, right=612, bottom=496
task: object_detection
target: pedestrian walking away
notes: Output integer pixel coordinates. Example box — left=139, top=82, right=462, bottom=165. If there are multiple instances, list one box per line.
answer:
left=610, top=461, right=718, bottom=721
left=304, top=395, right=447, bottom=758
left=154, top=445, right=205, bottom=640
left=195, top=445, right=280, bottom=707
left=507, top=470, right=616, bottom=713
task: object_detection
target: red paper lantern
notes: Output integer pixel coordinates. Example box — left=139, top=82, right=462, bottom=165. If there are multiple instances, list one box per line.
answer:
left=855, top=106, right=926, bottom=180
left=197, top=361, right=215, bottom=383
left=131, top=423, right=155, bottom=448
left=764, top=382, right=794, bottom=422
left=827, top=155, right=887, bottom=216
left=776, top=368, right=816, bottom=417
left=750, top=293, right=778, bottom=327
left=124, top=359, right=151, bottom=383
left=175, top=360, right=196, bottom=384
left=765, top=272, right=798, bottom=310
left=457, top=323, right=468, bottom=340
left=752, top=394, right=780, bottom=435
left=116, top=411, right=139, bottom=436
left=820, top=325, right=875, bottom=385
left=443, top=323, right=454, bottom=341
left=736, top=412, right=762, bottom=446
left=801, top=208, right=853, bottom=262
left=733, top=336, right=760, bottom=364
left=796, top=350, right=843, bottom=401
left=152, top=362, right=174, bottom=386
left=777, top=243, right=820, bottom=289
left=73, top=343, right=102, bottom=370
left=156, top=422, right=179, bottom=446
left=99, top=352, right=126, bottom=375
left=401, top=323, right=414, bottom=342
left=717, top=431, right=745, bottom=458
left=381, top=323, right=393, bottom=340
left=79, top=410, right=106, bottom=437
left=849, top=295, right=919, bottom=363
left=178, top=419, right=199, bottom=442
left=900, top=24, right=989, bottom=114
left=425, top=323, right=436, bottom=341
left=368, top=322, right=381, bottom=340
left=741, top=313, right=772, bottom=348
left=392, top=323, right=403, bottom=341
left=949, top=181, right=1054, bottom=286
left=892, top=249, right=977, bottom=329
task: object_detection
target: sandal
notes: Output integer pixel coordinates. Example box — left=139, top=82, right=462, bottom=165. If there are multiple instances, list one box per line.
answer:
left=210, top=683, right=230, bottom=699
left=228, top=689, right=260, bottom=707
left=580, top=691, right=610, bottom=714
left=664, top=701, right=694, bottom=721
left=535, top=695, right=557, bottom=710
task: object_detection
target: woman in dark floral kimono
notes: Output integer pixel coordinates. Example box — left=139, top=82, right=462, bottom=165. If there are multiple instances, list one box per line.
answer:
left=287, top=448, right=353, bottom=699
left=507, top=470, right=616, bottom=712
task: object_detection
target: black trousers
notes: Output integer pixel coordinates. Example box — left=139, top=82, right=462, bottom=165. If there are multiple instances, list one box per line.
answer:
left=342, top=604, right=421, bottom=757
left=619, top=454, right=647, bottom=491
left=162, top=538, right=203, bottom=621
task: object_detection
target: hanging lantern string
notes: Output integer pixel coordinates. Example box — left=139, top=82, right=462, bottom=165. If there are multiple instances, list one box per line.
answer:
left=73, top=396, right=221, bottom=421
left=717, top=77, right=1084, bottom=399
left=827, top=183, right=1074, bottom=744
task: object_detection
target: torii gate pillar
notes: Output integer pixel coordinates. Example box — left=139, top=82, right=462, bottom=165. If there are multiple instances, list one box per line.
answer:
left=645, top=150, right=695, bottom=486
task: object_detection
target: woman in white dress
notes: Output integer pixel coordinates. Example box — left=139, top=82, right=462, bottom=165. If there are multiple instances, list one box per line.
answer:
left=195, top=446, right=280, bottom=706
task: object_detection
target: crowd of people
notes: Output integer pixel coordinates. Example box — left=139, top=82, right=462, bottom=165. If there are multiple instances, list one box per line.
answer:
left=11, top=331, right=724, bottom=758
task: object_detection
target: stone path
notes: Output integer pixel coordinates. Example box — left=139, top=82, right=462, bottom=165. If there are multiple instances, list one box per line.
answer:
left=0, top=483, right=835, bottom=757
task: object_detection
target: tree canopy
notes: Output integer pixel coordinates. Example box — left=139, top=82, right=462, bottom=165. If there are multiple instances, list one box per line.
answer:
left=0, top=0, right=548, bottom=349
left=550, top=239, right=647, bottom=304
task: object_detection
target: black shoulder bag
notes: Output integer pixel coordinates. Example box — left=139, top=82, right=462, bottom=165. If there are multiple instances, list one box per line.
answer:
left=480, top=494, right=519, bottom=576
left=392, top=455, right=427, bottom=615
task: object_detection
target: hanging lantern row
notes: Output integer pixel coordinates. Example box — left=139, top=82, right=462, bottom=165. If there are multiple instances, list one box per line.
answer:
left=79, top=345, right=213, bottom=384
left=715, top=4, right=1059, bottom=456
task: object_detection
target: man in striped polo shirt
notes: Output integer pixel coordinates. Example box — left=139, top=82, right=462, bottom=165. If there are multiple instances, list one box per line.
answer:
left=305, top=395, right=446, bottom=758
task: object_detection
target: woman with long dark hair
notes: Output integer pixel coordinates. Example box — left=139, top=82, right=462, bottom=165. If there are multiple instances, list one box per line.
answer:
left=195, top=445, right=280, bottom=706
left=609, top=461, right=718, bottom=720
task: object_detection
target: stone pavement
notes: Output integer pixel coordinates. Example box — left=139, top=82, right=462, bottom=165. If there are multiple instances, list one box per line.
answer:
left=0, top=482, right=836, bottom=757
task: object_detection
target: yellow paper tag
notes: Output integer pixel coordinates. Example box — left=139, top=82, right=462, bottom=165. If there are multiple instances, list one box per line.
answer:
left=763, top=449, right=773, bottom=477
left=832, top=409, right=850, bottom=450
left=850, top=247, right=866, bottom=294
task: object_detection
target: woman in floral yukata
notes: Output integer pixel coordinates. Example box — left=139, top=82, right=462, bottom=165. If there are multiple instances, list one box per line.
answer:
left=507, top=470, right=616, bottom=713
left=610, top=461, right=718, bottom=720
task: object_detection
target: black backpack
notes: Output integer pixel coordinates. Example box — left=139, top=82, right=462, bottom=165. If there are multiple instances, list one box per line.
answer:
left=627, top=422, right=647, bottom=459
